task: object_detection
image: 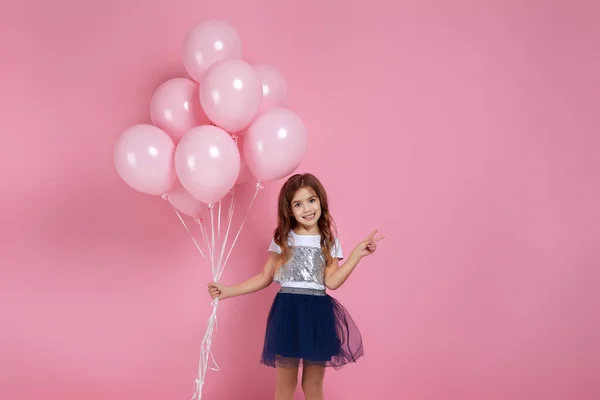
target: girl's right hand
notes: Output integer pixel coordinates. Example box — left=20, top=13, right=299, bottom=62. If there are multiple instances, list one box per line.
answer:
left=207, top=282, right=232, bottom=300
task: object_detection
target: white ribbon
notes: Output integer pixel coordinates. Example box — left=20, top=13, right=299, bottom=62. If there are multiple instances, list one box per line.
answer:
left=191, top=298, right=220, bottom=400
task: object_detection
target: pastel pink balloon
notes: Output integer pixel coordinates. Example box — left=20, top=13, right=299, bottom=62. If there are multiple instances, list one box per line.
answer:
left=234, top=135, right=254, bottom=185
left=167, top=181, right=208, bottom=217
left=175, top=125, right=240, bottom=204
left=253, top=64, right=288, bottom=111
left=243, top=108, right=306, bottom=182
left=182, top=19, right=243, bottom=83
left=199, top=60, right=262, bottom=133
left=150, top=78, right=210, bottom=142
left=114, top=124, right=176, bottom=195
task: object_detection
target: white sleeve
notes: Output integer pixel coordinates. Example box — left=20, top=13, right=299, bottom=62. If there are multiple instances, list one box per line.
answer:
left=268, top=238, right=282, bottom=254
left=331, top=238, right=343, bottom=259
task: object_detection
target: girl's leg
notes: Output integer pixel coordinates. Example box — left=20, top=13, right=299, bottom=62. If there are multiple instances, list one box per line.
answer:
left=301, top=364, right=326, bottom=400
left=275, top=364, right=299, bottom=400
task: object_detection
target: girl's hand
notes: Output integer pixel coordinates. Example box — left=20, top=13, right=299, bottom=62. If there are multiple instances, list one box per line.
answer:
left=351, top=230, right=385, bottom=259
left=207, top=282, right=232, bottom=300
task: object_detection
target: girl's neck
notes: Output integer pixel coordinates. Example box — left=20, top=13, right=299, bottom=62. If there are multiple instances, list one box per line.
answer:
left=293, top=226, right=321, bottom=236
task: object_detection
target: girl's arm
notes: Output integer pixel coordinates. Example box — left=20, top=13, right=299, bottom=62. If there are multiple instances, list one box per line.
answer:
left=208, top=251, right=279, bottom=300
left=324, top=230, right=385, bottom=290
left=324, top=254, right=361, bottom=290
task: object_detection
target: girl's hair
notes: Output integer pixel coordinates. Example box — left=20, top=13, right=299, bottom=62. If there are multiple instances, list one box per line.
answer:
left=273, top=173, right=337, bottom=270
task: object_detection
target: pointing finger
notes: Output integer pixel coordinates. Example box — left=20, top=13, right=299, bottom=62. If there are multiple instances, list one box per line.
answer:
left=365, top=230, right=378, bottom=241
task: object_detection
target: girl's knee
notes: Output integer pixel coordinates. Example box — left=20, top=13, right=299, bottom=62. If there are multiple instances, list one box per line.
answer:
left=275, top=380, right=297, bottom=399
left=302, top=380, right=322, bottom=394
left=279, top=375, right=297, bottom=389
left=301, top=376, right=324, bottom=396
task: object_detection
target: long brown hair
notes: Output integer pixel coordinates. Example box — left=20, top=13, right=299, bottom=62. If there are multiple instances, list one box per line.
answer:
left=273, top=173, right=337, bottom=271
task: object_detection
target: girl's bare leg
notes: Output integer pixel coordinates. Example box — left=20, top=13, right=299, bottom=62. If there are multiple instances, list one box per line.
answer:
left=275, top=364, right=299, bottom=400
left=301, top=364, right=326, bottom=400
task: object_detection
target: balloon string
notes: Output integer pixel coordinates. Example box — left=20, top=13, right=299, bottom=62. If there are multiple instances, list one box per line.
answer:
left=191, top=182, right=262, bottom=400
left=217, top=187, right=237, bottom=272
left=219, top=181, right=262, bottom=281
left=210, top=205, right=217, bottom=280
left=197, top=217, right=212, bottom=265
left=191, top=205, right=221, bottom=400
left=163, top=194, right=206, bottom=260
left=217, top=200, right=222, bottom=244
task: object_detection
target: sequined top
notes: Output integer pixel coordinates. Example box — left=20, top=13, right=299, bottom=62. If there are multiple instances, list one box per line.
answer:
left=273, top=246, right=327, bottom=286
left=268, top=231, right=343, bottom=290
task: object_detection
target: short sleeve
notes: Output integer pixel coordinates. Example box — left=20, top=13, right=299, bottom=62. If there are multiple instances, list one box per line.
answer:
left=268, top=238, right=282, bottom=254
left=331, top=238, right=343, bottom=259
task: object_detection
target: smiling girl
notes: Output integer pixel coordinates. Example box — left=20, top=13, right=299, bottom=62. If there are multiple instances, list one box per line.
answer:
left=208, top=173, right=384, bottom=400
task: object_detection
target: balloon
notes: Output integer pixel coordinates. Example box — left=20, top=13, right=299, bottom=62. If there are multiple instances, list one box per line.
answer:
left=182, top=19, right=243, bottom=83
left=234, top=135, right=254, bottom=185
left=167, top=181, right=208, bottom=217
left=175, top=125, right=241, bottom=204
left=253, top=64, right=288, bottom=111
left=243, top=108, right=306, bottom=182
left=150, top=78, right=209, bottom=142
left=199, top=60, right=262, bottom=134
left=114, top=124, right=176, bottom=195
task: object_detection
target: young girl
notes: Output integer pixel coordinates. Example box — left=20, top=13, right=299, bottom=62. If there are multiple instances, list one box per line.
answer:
left=208, top=173, right=384, bottom=399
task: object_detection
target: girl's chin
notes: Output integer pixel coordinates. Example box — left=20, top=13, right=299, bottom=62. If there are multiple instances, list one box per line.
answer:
left=296, top=219, right=320, bottom=230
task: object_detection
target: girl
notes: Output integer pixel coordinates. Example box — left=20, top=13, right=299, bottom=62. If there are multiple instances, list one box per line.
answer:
left=208, top=173, right=384, bottom=400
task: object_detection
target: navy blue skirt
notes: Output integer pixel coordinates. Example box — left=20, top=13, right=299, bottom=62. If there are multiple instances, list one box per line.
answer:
left=260, top=287, right=364, bottom=369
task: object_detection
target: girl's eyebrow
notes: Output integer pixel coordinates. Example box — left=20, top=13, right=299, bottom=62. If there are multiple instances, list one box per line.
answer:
left=292, top=196, right=317, bottom=204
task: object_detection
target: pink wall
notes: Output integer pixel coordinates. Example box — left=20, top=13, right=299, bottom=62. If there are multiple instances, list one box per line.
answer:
left=1, top=0, right=599, bottom=399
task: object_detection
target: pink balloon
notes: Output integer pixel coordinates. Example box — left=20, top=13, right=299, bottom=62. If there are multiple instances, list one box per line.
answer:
left=182, top=19, right=243, bottom=83
left=253, top=64, right=288, bottom=111
left=150, top=78, right=210, bottom=142
left=175, top=125, right=241, bottom=204
left=243, top=108, right=306, bottom=182
left=234, top=135, right=254, bottom=185
left=167, top=181, right=208, bottom=217
left=114, top=124, right=176, bottom=195
left=199, top=60, right=262, bottom=133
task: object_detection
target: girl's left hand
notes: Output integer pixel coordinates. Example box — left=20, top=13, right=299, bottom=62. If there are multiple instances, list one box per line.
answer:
left=352, top=230, right=385, bottom=258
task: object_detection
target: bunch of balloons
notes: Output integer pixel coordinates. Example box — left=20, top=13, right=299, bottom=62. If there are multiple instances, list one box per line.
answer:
left=114, top=19, right=306, bottom=212
left=113, top=19, right=308, bottom=400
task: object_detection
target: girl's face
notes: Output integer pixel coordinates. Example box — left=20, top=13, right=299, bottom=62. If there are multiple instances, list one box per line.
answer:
left=290, top=186, right=321, bottom=231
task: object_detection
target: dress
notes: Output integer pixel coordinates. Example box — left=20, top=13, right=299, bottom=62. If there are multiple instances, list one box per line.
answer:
left=260, top=231, right=364, bottom=369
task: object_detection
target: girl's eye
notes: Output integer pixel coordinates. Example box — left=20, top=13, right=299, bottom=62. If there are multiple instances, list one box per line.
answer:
left=294, top=203, right=301, bottom=207
left=309, top=199, right=316, bottom=203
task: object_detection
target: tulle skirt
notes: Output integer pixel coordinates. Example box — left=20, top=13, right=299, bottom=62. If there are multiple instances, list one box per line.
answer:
left=260, top=287, right=364, bottom=369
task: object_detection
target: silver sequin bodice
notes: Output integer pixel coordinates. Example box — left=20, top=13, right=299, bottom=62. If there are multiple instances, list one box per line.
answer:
left=273, top=246, right=326, bottom=285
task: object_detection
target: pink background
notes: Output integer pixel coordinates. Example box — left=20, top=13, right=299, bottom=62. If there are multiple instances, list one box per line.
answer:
left=1, top=1, right=599, bottom=399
